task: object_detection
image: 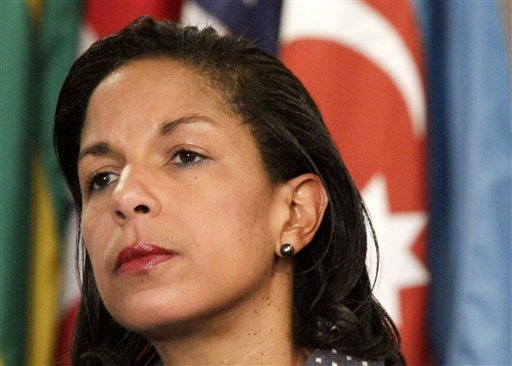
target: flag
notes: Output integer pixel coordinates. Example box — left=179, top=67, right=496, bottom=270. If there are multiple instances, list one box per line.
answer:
left=1, top=1, right=80, bottom=365
left=54, top=2, right=183, bottom=364
left=33, top=2, right=82, bottom=365
left=181, top=0, right=282, bottom=54
left=0, top=3, right=35, bottom=365
left=416, top=1, right=512, bottom=364
left=279, top=2, right=429, bottom=364
left=182, top=1, right=430, bottom=364
left=79, top=1, right=182, bottom=53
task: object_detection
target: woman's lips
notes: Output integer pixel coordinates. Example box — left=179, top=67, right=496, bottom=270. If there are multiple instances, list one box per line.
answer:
left=116, top=242, right=175, bottom=275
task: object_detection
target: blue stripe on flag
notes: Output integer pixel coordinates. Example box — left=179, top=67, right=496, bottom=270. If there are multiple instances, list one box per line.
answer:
left=416, top=1, right=512, bottom=364
left=194, top=0, right=282, bottom=54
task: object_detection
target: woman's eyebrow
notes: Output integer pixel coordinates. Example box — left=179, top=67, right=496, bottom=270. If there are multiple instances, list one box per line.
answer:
left=78, top=115, right=216, bottom=162
left=159, top=114, right=216, bottom=136
left=78, top=141, right=111, bottom=162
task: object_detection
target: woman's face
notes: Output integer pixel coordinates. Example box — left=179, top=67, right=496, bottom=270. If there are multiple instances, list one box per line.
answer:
left=78, top=58, right=288, bottom=335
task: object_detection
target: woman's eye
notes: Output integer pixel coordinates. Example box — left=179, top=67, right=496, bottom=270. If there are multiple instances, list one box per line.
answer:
left=88, top=172, right=118, bottom=193
left=171, top=150, right=205, bottom=166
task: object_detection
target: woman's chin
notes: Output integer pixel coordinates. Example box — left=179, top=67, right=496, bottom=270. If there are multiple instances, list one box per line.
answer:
left=106, top=299, right=203, bottom=338
left=107, top=301, right=174, bottom=330
left=119, top=314, right=204, bottom=343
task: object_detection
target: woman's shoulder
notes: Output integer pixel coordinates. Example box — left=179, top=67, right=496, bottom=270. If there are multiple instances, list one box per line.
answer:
left=304, top=349, right=384, bottom=366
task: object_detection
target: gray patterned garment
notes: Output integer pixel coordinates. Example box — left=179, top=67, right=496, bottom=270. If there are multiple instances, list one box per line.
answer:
left=153, top=348, right=382, bottom=365
left=303, top=349, right=383, bottom=366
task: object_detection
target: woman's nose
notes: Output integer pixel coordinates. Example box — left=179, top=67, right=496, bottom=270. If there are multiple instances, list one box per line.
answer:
left=110, top=166, right=161, bottom=224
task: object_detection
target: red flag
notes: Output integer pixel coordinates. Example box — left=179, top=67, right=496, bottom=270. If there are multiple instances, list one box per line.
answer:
left=54, top=3, right=183, bottom=365
left=80, top=1, right=182, bottom=51
left=279, top=1, right=430, bottom=364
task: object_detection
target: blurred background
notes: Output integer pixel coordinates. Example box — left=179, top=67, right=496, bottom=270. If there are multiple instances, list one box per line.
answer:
left=1, top=1, right=510, bottom=365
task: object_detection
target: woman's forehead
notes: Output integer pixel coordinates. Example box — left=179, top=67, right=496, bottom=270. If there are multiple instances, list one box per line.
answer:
left=82, top=58, right=236, bottom=139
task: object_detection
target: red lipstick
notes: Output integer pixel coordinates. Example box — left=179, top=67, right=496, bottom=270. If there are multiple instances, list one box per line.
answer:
left=116, top=242, right=175, bottom=275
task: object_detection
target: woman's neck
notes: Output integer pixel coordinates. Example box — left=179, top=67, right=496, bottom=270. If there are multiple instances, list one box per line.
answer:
left=148, top=267, right=309, bottom=365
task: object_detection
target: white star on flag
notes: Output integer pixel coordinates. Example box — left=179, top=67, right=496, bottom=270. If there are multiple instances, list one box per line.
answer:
left=362, top=174, right=429, bottom=326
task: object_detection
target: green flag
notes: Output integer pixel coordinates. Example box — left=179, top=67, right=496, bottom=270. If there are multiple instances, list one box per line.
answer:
left=1, top=2, right=36, bottom=365
left=26, top=1, right=81, bottom=363
left=1, top=1, right=80, bottom=364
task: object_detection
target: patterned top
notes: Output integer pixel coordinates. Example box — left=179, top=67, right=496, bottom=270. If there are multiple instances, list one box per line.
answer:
left=154, top=349, right=382, bottom=365
left=304, top=349, right=383, bottom=366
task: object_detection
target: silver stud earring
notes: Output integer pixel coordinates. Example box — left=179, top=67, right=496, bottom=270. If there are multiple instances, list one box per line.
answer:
left=280, top=243, right=295, bottom=257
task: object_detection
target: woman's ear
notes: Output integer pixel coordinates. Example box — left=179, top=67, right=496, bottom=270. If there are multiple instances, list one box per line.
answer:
left=275, top=173, right=328, bottom=257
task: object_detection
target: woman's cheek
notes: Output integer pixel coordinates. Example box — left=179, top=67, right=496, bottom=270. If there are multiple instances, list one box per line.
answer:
left=82, top=206, right=109, bottom=264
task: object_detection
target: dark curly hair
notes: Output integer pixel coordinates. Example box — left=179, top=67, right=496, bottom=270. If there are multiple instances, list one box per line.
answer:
left=54, top=16, right=403, bottom=365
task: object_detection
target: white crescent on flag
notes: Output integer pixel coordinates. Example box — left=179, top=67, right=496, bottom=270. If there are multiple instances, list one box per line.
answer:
left=280, top=0, right=426, bottom=136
